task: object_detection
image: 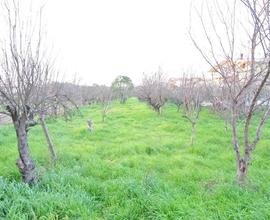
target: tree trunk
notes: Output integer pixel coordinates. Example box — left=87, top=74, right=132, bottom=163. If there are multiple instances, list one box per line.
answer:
left=102, top=110, right=106, bottom=122
left=157, top=107, right=162, bottom=115
left=236, top=159, right=248, bottom=184
left=120, top=97, right=126, bottom=104
left=224, top=120, right=228, bottom=131
left=191, top=123, right=195, bottom=146
left=40, top=114, right=57, bottom=162
left=53, top=104, right=58, bottom=117
left=120, top=93, right=126, bottom=104
left=13, top=116, right=36, bottom=184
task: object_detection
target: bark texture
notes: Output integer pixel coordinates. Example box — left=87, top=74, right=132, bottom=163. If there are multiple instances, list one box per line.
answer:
left=236, top=159, right=248, bottom=184
left=13, top=115, right=36, bottom=184
left=191, top=123, right=195, bottom=146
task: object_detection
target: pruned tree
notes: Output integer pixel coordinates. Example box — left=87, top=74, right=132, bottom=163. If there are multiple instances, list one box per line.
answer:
left=97, top=85, right=112, bottom=122
left=137, top=68, right=168, bottom=114
left=80, top=84, right=114, bottom=106
left=190, top=0, right=270, bottom=184
left=181, top=76, right=203, bottom=146
left=111, top=75, right=134, bottom=104
left=202, top=76, right=231, bottom=130
left=0, top=0, right=81, bottom=179
left=80, top=85, right=98, bottom=105
left=168, top=78, right=184, bottom=112
left=0, top=1, right=53, bottom=184
left=54, top=82, right=82, bottom=120
left=34, top=81, right=83, bottom=162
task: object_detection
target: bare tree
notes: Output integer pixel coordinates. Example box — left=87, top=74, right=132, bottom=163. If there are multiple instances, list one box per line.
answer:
left=54, top=82, right=82, bottom=120
left=190, top=0, right=270, bottom=184
left=181, top=76, right=202, bottom=145
left=168, top=76, right=202, bottom=144
left=97, top=85, right=112, bottom=122
left=168, top=78, right=183, bottom=112
left=0, top=1, right=53, bottom=183
left=137, top=68, right=168, bottom=115
left=80, top=85, right=98, bottom=105
left=80, top=84, right=110, bottom=106
left=203, top=78, right=232, bottom=130
left=34, top=81, right=83, bottom=162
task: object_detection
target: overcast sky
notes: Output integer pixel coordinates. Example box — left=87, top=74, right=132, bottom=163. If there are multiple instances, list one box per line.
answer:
left=40, top=0, right=210, bottom=85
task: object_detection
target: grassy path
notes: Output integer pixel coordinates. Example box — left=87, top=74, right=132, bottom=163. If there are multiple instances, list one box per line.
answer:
left=0, top=98, right=270, bottom=219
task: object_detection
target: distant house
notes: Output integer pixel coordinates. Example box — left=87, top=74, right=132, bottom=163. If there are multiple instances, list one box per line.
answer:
left=207, top=55, right=270, bottom=107
left=168, top=77, right=203, bottom=88
left=208, top=55, right=268, bottom=84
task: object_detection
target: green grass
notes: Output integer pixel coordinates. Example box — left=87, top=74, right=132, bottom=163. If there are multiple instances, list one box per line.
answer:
left=0, top=98, right=270, bottom=219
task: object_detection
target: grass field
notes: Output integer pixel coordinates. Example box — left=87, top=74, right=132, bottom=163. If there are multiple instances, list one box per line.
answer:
left=0, top=98, right=270, bottom=219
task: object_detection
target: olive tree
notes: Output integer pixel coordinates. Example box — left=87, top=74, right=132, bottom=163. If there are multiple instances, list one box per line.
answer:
left=111, top=75, right=134, bottom=104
